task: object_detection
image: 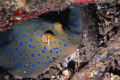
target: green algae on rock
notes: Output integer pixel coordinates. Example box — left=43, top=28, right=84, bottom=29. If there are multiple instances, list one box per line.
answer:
left=0, top=7, right=82, bottom=77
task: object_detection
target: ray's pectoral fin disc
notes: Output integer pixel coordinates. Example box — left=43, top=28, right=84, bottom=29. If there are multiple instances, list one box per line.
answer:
left=0, top=7, right=82, bottom=77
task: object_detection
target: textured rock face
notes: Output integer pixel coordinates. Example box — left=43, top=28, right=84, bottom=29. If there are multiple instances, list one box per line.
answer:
left=0, top=8, right=82, bottom=77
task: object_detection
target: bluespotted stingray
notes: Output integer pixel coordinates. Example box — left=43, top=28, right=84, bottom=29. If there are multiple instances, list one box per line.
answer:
left=0, top=8, right=82, bottom=77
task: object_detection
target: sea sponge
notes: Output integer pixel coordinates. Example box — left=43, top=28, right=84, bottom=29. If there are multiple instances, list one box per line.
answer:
left=0, top=7, right=82, bottom=77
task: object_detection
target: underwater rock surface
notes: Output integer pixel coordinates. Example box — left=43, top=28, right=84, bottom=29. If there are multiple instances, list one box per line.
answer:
left=0, top=8, right=82, bottom=77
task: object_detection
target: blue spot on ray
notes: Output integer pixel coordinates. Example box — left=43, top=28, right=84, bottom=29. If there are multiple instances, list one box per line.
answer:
left=8, top=47, right=11, bottom=51
left=28, top=62, right=31, bottom=65
left=57, top=55, right=59, bottom=58
left=72, top=35, right=74, bottom=37
left=64, top=44, right=67, bottom=47
left=4, top=53, right=7, bottom=55
left=39, top=23, right=42, bottom=26
left=16, top=58, right=18, bottom=60
left=68, top=24, right=71, bottom=27
left=26, top=30, right=28, bottom=32
left=19, top=53, right=22, bottom=56
left=56, top=47, right=58, bottom=50
left=42, top=50, right=45, bottom=53
left=9, top=52, right=11, bottom=55
left=66, top=31, right=69, bottom=33
left=34, top=30, right=36, bottom=33
left=22, top=58, right=25, bottom=61
left=19, top=42, right=23, bottom=46
left=46, top=56, right=49, bottom=59
left=46, top=22, right=49, bottom=25
left=52, top=57, right=54, bottom=59
left=22, top=34, right=25, bottom=37
left=52, top=27, right=54, bottom=29
left=68, top=34, right=70, bottom=36
left=40, top=35, right=42, bottom=38
left=44, top=31, right=46, bottom=33
left=32, top=46, right=35, bottom=49
left=50, top=50, right=53, bottom=53
left=29, top=45, right=31, bottom=48
left=75, top=27, right=77, bottom=29
left=56, top=51, right=58, bottom=54
left=22, top=50, right=25, bottom=53
left=68, top=20, right=70, bottom=22
left=25, top=42, right=27, bottom=44
left=53, top=48, right=55, bottom=50
left=62, top=39, right=65, bottom=41
left=45, top=62, right=47, bottom=64
left=48, top=60, right=50, bottom=62
left=31, top=54, right=34, bottom=58
left=38, top=53, right=41, bottom=56
left=60, top=50, right=62, bottom=52
left=27, top=67, right=29, bottom=69
left=44, top=47, right=46, bottom=50
left=41, top=27, right=44, bottom=30
left=41, top=63, right=44, bottom=65
left=11, top=53, right=14, bottom=56
left=12, top=60, right=15, bottom=63
left=32, top=64, right=35, bottom=67
left=24, top=54, right=27, bottom=56
left=37, top=61, right=40, bottom=64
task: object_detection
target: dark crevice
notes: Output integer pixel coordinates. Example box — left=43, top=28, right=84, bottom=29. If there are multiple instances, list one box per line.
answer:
left=38, top=8, right=72, bottom=31
left=40, top=78, right=51, bottom=80
left=45, top=30, right=55, bottom=35
left=67, top=60, right=75, bottom=73
left=0, top=66, right=13, bottom=79
left=78, top=62, right=89, bottom=71
left=108, top=66, right=120, bottom=76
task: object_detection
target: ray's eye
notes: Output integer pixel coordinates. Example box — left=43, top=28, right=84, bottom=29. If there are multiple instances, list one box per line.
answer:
left=41, top=30, right=54, bottom=44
